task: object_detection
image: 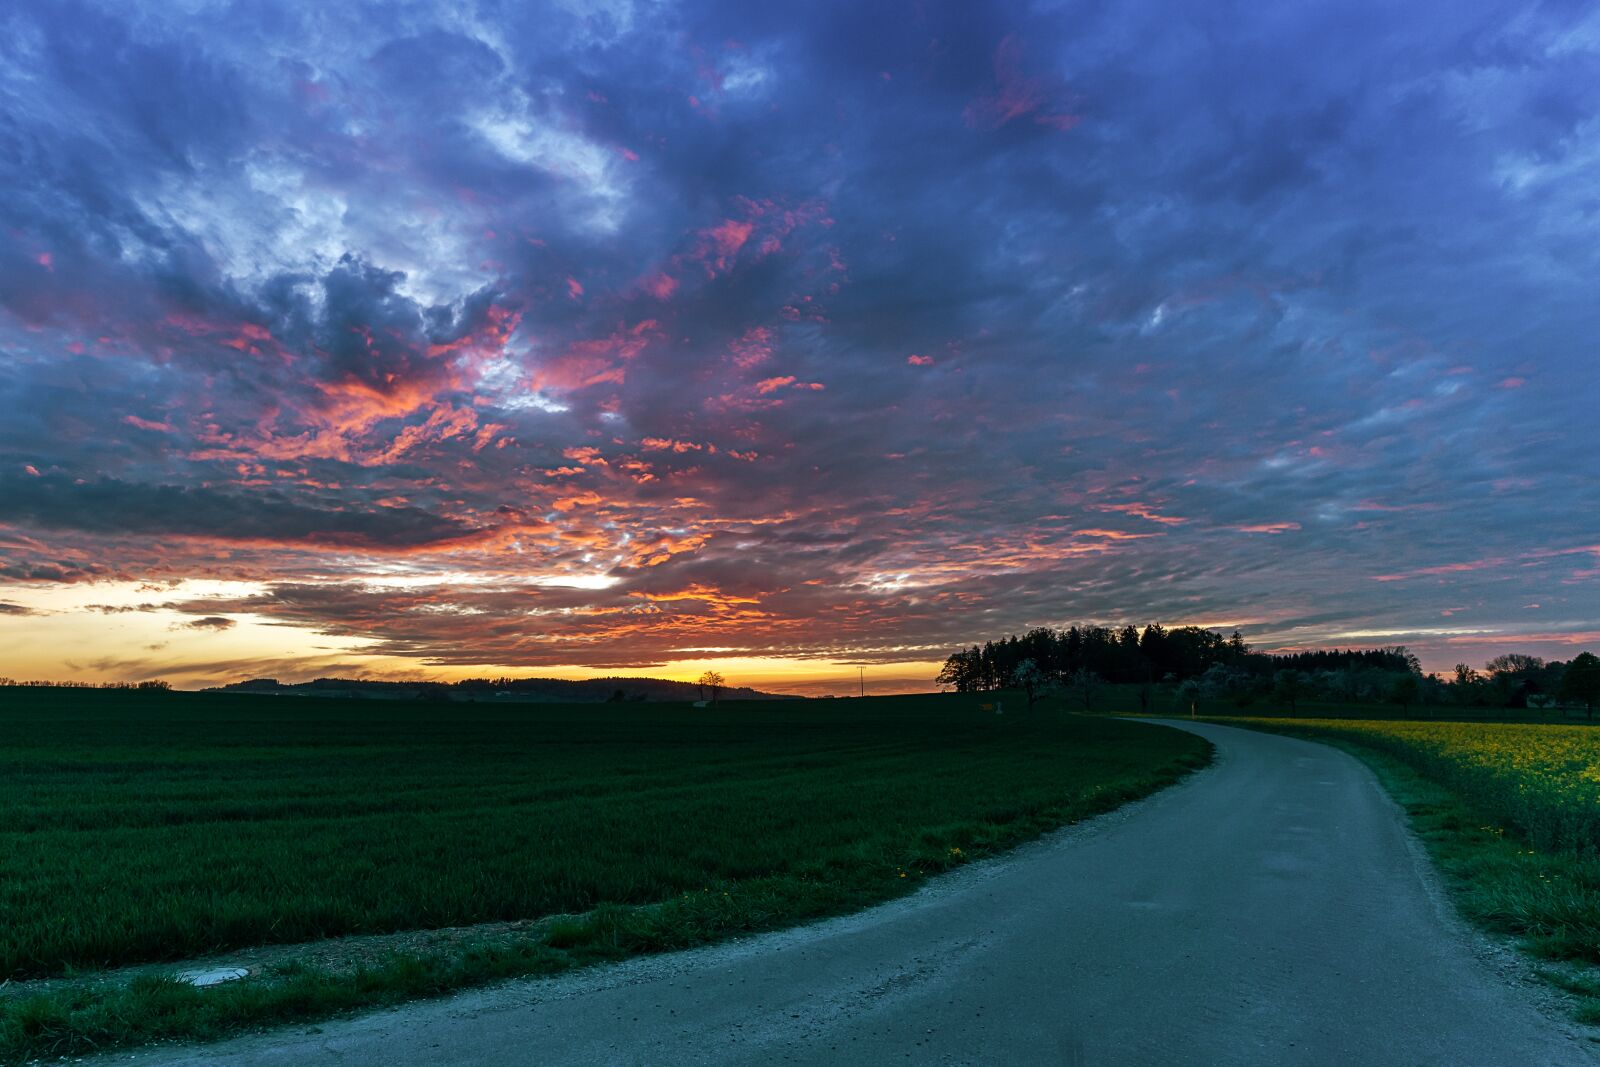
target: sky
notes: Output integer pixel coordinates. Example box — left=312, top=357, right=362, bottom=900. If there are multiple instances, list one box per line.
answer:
left=0, top=0, right=1597, bottom=694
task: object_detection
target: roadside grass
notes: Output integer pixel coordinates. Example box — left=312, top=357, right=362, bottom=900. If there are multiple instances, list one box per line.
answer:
left=0, top=688, right=1209, bottom=1064
left=1208, top=717, right=1600, bottom=1022
left=1177, top=696, right=1593, bottom=726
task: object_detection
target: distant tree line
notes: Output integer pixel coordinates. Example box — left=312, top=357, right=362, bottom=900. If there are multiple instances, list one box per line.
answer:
left=1250, top=652, right=1597, bottom=717
left=1441, top=652, right=1599, bottom=715
left=937, top=626, right=1600, bottom=718
left=936, top=624, right=1416, bottom=692
left=0, top=678, right=170, bottom=690
left=213, top=674, right=783, bottom=704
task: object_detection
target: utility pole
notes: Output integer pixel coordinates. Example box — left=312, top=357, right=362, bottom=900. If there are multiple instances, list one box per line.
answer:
left=858, top=666, right=865, bottom=699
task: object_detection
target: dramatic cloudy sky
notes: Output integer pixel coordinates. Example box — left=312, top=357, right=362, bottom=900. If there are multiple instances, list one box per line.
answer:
left=1, top=0, right=1596, bottom=692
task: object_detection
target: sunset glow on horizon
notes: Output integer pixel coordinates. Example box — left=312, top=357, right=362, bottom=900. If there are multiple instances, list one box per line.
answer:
left=2, top=1, right=1597, bottom=689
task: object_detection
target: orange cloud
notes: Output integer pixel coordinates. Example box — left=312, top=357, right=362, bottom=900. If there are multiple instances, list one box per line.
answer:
left=641, top=438, right=709, bottom=453
left=551, top=491, right=604, bottom=512
left=633, top=583, right=761, bottom=609
left=563, top=446, right=608, bottom=466
left=370, top=404, right=481, bottom=465
left=1074, top=528, right=1157, bottom=541
left=1096, top=502, right=1187, bottom=525
left=530, top=320, right=659, bottom=393
left=755, top=376, right=825, bottom=395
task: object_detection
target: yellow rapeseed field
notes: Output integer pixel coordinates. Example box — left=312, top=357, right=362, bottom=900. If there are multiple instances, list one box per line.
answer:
left=1232, top=718, right=1600, bottom=855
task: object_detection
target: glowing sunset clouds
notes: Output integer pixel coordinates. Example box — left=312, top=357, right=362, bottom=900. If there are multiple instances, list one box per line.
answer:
left=0, top=1, right=1596, bottom=687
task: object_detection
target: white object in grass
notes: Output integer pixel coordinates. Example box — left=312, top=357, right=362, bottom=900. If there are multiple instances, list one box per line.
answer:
left=180, top=966, right=249, bottom=987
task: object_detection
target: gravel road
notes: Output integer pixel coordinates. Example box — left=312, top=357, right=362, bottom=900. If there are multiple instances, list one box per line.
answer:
left=107, top=719, right=1600, bottom=1066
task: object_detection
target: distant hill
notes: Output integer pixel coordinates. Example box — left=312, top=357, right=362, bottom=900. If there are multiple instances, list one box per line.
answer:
left=206, top=676, right=795, bottom=703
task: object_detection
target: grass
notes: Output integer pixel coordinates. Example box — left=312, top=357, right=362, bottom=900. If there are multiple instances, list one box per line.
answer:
left=0, top=687, right=1209, bottom=1063
left=1056, top=682, right=1588, bottom=725
left=1210, top=716, right=1600, bottom=1021
left=1181, top=695, right=1590, bottom=725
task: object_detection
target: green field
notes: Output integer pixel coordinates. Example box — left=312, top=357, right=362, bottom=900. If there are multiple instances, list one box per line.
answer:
left=1194, top=700, right=1591, bottom=725
left=1036, top=681, right=1589, bottom=726
left=0, top=687, right=1207, bottom=1061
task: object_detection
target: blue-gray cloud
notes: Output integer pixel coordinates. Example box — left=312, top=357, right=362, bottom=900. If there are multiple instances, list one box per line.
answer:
left=0, top=0, right=1596, bottom=675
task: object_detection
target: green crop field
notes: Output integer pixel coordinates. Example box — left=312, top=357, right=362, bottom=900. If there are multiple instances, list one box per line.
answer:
left=0, top=686, right=1207, bottom=1062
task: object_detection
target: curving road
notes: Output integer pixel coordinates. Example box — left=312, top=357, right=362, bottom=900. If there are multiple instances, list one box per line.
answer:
left=113, top=720, right=1597, bottom=1066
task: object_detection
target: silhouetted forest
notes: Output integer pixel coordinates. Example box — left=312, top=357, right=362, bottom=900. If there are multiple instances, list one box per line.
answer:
left=936, top=624, right=1413, bottom=689
left=937, top=626, right=1599, bottom=713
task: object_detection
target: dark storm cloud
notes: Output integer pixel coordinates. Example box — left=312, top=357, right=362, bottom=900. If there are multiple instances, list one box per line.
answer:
left=174, top=615, right=235, bottom=631
left=0, top=473, right=485, bottom=549
left=1, top=0, right=1597, bottom=678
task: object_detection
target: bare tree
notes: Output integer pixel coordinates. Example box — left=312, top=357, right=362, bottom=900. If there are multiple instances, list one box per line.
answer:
left=697, top=670, right=726, bottom=704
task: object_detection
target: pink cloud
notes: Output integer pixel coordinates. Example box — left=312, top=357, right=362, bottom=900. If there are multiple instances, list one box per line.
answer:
left=223, top=323, right=273, bottom=352
left=907, top=354, right=934, bottom=366
left=1074, top=528, right=1157, bottom=541
left=641, top=437, right=708, bottom=453
left=369, top=404, right=483, bottom=465
left=729, top=326, right=775, bottom=369
left=1444, top=631, right=1600, bottom=647
left=647, top=198, right=832, bottom=298
left=1375, top=543, right=1600, bottom=583
left=529, top=321, right=659, bottom=394
left=123, top=415, right=174, bottom=433
left=1096, top=502, right=1188, bottom=526
left=963, top=35, right=1079, bottom=132
left=643, top=272, right=678, bottom=300
left=1237, top=523, right=1301, bottom=534
left=702, top=219, right=753, bottom=271
left=1374, top=557, right=1509, bottom=582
